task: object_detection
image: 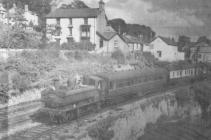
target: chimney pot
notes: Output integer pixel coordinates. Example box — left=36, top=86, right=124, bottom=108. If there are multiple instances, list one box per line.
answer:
left=99, top=0, right=105, bottom=11
left=25, top=5, right=29, bottom=12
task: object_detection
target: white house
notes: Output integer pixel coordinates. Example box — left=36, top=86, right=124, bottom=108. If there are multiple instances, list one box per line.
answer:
left=0, top=3, right=38, bottom=27
left=23, top=5, right=38, bottom=26
left=0, top=3, right=7, bottom=24
left=96, top=30, right=129, bottom=56
left=190, top=45, right=211, bottom=63
left=122, top=34, right=143, bottom=53
left=143, top=36, right=185, bottom=62
left=46, top=0, right=108, bottom=45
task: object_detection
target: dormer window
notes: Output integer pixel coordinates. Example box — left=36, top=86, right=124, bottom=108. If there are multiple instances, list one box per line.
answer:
left=84, top=18, right=88, bottom=25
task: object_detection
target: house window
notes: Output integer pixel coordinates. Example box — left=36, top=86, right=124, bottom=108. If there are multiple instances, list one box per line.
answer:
left=84, top=18, right=88, bottom=24
left=56, top=18, right=60, bottom=25
left=69, top=28, right=72, bottom=36
left=198, top=54, right=202, bottom=58
left=149, top=44, right=154, bottom=49
left=100, top=38, right=103, bottom=48
left=69, top=18, right=72, bottom=25
left=114, top=40, right=118, bottom=47
left=80, top=25, right=90, bottom=40
left=157, top=51, right=162, bottom=57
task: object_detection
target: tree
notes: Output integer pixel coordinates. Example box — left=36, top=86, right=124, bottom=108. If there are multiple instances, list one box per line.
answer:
left=109, top=18, right=156, bottom=43
left=2, top=0, right=52, bottom=29
left=111, top=48, right=125, bottom=64
left=108, top=18, right=127, bottom=35
left=177, top=35, right=190, bottom=51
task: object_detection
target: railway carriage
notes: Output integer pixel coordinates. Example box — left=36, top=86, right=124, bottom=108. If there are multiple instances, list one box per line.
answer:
left=95, top=68, right=167, bottom=104
left=40, top=62, right=210, bottom=124
left=167, top=63, right=208, bottom=84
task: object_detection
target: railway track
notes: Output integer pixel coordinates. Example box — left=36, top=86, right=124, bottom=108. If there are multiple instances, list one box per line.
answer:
left=4, top=85, right=187, bottom=140
left=3, top=80, right=211, bottom=140
left=0, top=101, right=43, bottom=139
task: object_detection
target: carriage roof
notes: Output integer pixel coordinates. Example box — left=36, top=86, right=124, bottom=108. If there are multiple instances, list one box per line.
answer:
left=96, top=68, right=167, bottom=81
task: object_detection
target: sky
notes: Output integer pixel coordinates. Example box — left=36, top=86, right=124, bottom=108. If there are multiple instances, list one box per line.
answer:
left=55, top=0, right=211, bottom=40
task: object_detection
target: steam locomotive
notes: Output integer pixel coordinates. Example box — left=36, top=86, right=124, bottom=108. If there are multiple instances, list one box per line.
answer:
left=41, top=63, right=209, bottom=123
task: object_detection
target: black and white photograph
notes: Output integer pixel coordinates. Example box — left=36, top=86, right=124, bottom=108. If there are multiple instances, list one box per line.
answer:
left=0, top=0, right=211, bottom=139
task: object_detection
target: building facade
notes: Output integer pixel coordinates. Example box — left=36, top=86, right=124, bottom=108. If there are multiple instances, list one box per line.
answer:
left=143, top=36, right=185, bottom=62
left=122, top=34, right=143, bottom=53
left=96, top=30, right=129, bottom=56
left=190, top=46, right=211, bottom=63
left=0, top=3, right=38, bottom=27
left=46, top=0, right=108, bottom=45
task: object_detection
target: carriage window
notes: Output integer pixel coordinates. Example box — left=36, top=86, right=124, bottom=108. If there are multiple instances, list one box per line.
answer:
left=143, top=77, right=148, bottom=82
left=97, top=82, right=102, bottom=89
left=138, top=78, right=142, bottom=83
left=89, top=79, right=95, bottom=86
left=191, top=69, right=193, bottom=75
left=158, top=75, right=163, bottom=79
left=110, top=82, right=114, bottom=90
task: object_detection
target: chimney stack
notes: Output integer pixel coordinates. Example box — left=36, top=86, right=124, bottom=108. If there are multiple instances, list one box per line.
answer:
left=25, top=5, right=29, bottom=12
left=99, top=0, right=105, bottom=11
left=13, top=3, right=16, bottom=9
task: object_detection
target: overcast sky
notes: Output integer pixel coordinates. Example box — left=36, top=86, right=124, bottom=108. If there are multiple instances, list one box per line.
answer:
left=60, top=0, right=211, bottom=40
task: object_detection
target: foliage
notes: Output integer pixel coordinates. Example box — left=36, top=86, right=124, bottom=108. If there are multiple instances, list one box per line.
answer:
left=177, top=35, right=191, bottom=51
left=88, top=117, right=115, bottom=140
left=111, top=48, right=125, bottom=64
left=2, top=0, right=52, bottom=30
left=0, top=25, right=41, bottom=49
left=109, top=18, right=156, bottom=43
left=61, top=41, right=95, bottom=51
left=12, top=73, right=31, bottom=92
left=60, top=0, right=89, bottom=9
left=191, top=83, right=211, bottom=119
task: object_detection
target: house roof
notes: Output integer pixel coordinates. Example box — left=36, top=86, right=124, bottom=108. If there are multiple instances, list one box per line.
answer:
left=156, top=36, right=177, bottom=46
left=166, top=62, right=195, bottom=71
left=46, top=8, right=100, bottom=18
left=96, top=31, right=117, bottom=41
left=122, top=35, right=142, bottom=44
left=198, top=47, right=211, bottom=53
left=195, top=41, right=211, bottom=47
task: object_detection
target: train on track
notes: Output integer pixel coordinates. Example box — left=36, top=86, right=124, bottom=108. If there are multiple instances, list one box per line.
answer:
left=40, top=63, right=209, bottom=123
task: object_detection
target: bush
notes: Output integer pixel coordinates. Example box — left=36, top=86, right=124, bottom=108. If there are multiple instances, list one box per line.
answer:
left=12, top=74, right=31, bottom=93
left=0, top=25, right=41, bottom=49
left=111, top=48, right=125, bottom=64
left=88, top=117, right=115, bottom=140
left=61, top=41, right=95, bottom=51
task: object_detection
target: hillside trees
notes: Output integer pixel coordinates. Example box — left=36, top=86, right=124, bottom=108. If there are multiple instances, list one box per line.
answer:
left=177, top=35, right=191, bottom=51
left=109, top=18, right=156, bottom=43
left=0, top=25, right=41, bottom=49
left=60, top=0, right=89, bottom=9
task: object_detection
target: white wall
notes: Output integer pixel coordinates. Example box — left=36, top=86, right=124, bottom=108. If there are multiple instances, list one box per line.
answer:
left=96, top=35, right=129, bottom=56
left=24, top=12, right=38, bottom=26
left=143, top=38, right=184, bottom=62
left=46, top=17, right=97, bottom=45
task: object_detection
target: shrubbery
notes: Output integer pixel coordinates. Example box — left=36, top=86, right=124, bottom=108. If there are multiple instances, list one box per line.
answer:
left=0, top=25, right=42, bottom=49
left=61, top=41, right=95, bottom=51
left=88, top=116, right=115, bottom=140
left=111, top=48, right=125, bottom=64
